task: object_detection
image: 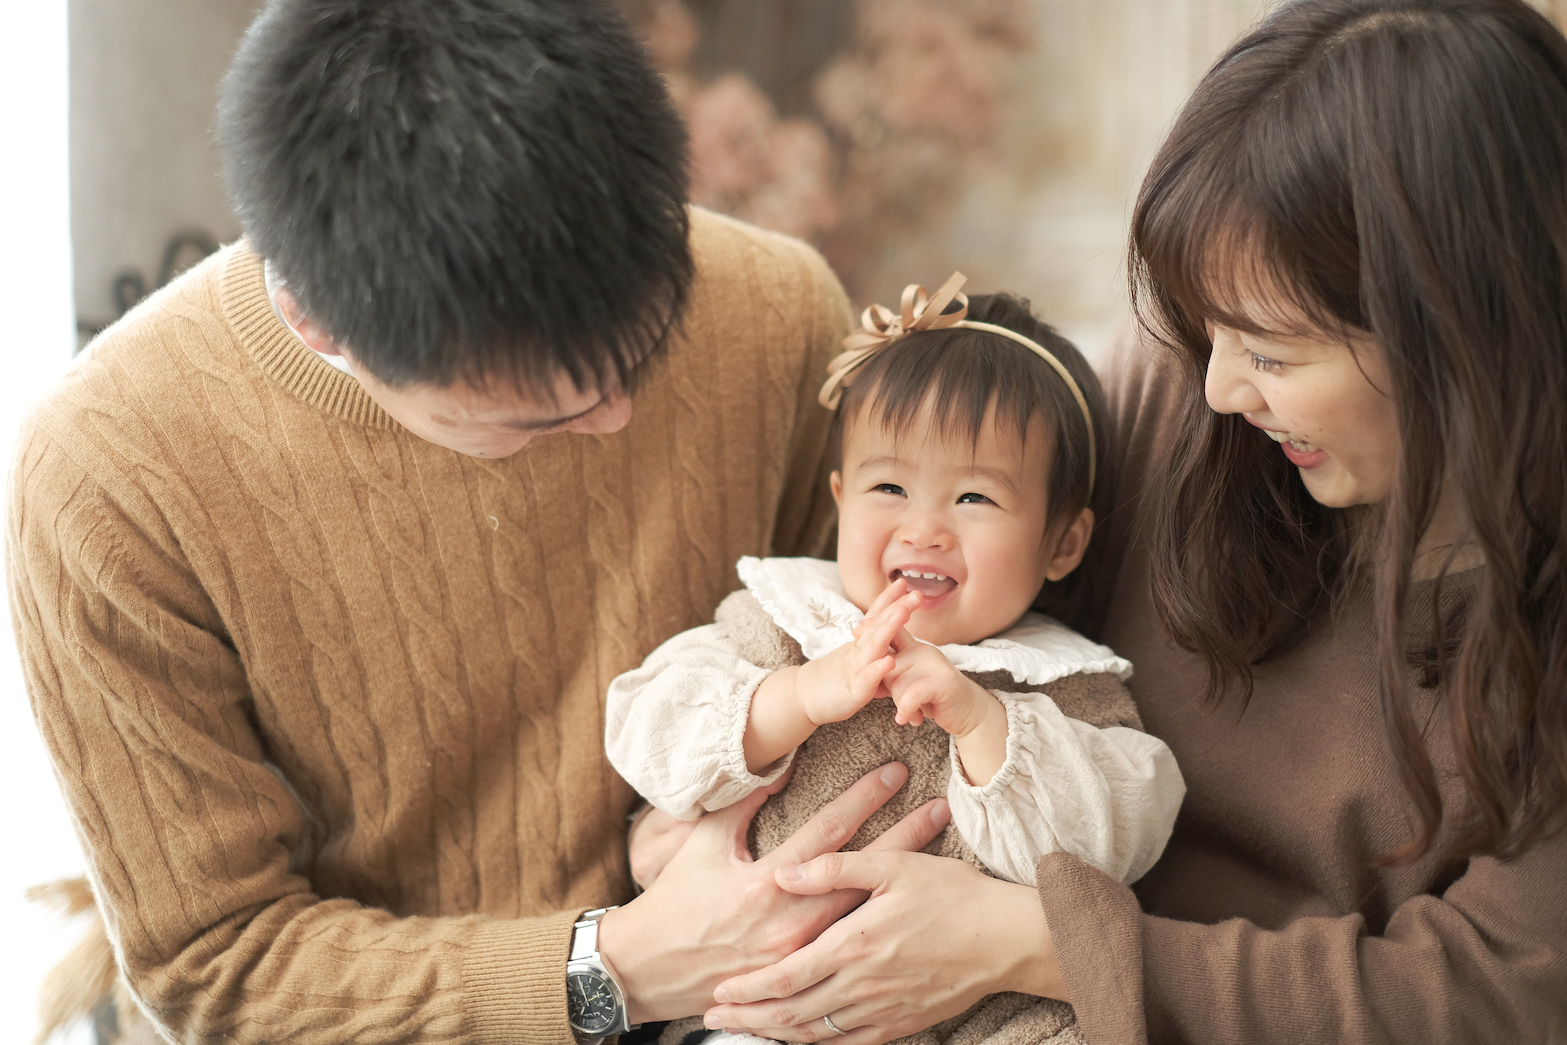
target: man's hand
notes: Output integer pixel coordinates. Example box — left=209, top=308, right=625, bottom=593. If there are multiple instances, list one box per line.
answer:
left=595, top=763, right=950, bottom=1024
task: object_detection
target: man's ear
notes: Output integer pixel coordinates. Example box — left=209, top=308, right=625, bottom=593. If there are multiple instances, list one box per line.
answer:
left=1045, top=507, right=1094, bottom=581
left=830, top=471, right=843, bottom=507
left=274, top=285, right=346, bottom=358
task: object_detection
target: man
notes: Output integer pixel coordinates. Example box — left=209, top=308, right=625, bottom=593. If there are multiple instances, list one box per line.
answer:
left=9, top=1, right=944, bottom=1041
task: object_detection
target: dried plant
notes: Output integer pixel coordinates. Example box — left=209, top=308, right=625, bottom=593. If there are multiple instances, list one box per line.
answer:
left=30, top=878, right=161, bottom=1045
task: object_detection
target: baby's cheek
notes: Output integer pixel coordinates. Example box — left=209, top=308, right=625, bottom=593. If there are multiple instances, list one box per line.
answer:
left=842, top=563, right=883, bottom=612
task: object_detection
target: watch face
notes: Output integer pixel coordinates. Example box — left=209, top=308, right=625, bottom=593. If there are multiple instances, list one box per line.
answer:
left=567, top=970, right=619, bottom=1035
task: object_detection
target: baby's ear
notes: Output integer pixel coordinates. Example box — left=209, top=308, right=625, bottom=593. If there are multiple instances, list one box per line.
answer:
left=1045, top=507, right=1094, bottom=581
left=830, top=471, right=843, bottom=506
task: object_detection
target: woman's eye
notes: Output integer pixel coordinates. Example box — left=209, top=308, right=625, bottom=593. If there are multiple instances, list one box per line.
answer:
left=872, top=483, right=906, bottom=497
left=957, top=492, right=993, bottom=505
left=1250, top=353, right=1285, bottom=373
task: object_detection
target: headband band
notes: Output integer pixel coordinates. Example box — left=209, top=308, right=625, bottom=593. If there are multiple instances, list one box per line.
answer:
left=818, top=272, right=1097, bottom=490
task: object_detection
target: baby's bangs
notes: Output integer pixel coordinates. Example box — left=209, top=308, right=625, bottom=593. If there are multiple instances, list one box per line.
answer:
left=855, top=330, right=1037, bottom=455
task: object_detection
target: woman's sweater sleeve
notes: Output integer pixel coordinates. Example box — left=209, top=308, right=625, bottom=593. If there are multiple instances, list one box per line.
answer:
left=945, top=688, right=1184, bottom=886
left=7, top=441, right=578, bottom=1045
left=604, top=624, right=788, bottom=819
left=1036, top=828, right=1567, bottom=1045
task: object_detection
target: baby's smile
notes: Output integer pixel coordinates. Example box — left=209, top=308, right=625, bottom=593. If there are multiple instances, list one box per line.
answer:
left=831, top=397, right=1066, bottom=647
left=890, top=566, right=958, bottom=604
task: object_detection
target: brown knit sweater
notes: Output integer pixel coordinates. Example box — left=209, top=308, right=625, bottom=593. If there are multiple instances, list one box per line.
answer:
left=1034, top=333, right=1567, bottom=1043
left=7, top=208, right=849, bottom=1045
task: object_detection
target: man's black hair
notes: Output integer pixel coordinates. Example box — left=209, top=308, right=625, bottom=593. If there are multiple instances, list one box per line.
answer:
left=218, top=0, right=693, bottom=394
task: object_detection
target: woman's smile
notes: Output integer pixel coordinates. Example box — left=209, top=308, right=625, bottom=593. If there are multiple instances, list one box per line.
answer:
left=1245, top=417, right=1327, bottom=467
left=1204, top=315, right=1400, bottom=508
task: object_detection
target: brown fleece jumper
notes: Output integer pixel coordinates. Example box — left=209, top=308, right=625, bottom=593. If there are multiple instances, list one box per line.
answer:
left=657, top=589, right=1148, bottom=1045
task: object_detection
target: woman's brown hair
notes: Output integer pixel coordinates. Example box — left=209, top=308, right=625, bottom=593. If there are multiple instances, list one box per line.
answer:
left=1130, top=0, right=1567, bottom=863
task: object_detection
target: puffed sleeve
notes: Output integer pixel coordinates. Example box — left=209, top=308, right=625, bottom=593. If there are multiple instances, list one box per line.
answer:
left=945, top=688, right=1184, bottom=886
left=605, top=624, right=791, bottom=819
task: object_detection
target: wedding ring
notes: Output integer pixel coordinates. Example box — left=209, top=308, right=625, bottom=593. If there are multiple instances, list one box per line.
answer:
left=822, top=1014, right=845, bottom=1036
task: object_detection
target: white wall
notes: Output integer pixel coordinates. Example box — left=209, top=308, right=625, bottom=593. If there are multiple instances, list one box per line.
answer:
left=2, top=3, right=91, bottom=1043
left=5, top=2, right=261, bottom=1040
left=70, top=0, right=260, bottom=336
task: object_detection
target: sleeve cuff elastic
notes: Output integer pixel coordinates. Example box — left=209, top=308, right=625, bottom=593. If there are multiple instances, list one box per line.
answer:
left=462, top=909, right=582, bottom=1045
left=1036, top=851, right=1149, bottom=1045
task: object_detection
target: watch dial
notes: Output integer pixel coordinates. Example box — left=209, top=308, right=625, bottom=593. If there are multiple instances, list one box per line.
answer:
left=568, top=971, right=619, bottom=1034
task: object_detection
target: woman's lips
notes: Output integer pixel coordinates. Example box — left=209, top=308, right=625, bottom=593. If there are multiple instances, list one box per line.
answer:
left=1249, top=419, right=1330, bottom=469
left=1278, top=439, right=1329, bottom=468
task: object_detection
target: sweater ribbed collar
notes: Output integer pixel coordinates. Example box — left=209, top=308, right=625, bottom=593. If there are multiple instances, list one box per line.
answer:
left=220, top=241, right=396, bottom=429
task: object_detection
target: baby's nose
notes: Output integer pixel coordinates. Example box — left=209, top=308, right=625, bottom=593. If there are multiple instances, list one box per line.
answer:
left=898, top=515, right=954, bottom=548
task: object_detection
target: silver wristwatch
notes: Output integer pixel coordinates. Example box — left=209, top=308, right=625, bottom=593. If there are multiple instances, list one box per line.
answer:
left=566, top=906, right=637, bottom=1045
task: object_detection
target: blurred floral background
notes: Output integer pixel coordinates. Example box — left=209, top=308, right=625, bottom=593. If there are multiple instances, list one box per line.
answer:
left=616, top=0, right=1567, bottom=353
left=67, top=0, right=1567, bottom=355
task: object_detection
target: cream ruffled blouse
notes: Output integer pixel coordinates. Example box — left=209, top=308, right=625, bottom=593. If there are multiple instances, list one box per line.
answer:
left=606, top=557, right=1184, bottom=885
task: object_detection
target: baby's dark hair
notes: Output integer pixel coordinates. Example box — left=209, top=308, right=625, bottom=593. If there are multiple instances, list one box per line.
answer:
left=830, top=292, right=1112, bottom=626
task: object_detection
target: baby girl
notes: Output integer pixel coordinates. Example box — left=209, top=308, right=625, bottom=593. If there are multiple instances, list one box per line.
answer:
left=607, top=274, right=1184, bottom=1045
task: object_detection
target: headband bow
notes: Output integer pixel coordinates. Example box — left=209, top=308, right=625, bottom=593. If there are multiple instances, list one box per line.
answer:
left=818, top=271, right=1098, bottom=490
left=818, top=272, right=971, bottom=411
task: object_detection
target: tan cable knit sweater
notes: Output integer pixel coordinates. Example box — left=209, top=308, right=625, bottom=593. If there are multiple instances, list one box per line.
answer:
left=7, top=208, right=849, bottom=1045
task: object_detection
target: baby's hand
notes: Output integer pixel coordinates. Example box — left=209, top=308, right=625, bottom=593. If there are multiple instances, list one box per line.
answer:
left=796, top=581, right=922, bottom=726
left=885, top=641, right=997, bottom=739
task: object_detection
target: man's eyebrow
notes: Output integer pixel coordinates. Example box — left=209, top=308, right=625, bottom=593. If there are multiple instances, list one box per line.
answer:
left=498, top=396, right=606, bottom=432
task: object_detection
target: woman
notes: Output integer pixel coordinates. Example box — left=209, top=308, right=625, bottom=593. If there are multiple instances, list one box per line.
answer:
left=647, top=1, right=1567, bottom=1041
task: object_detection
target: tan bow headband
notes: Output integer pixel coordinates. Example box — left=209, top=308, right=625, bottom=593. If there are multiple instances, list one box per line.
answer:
left=818, top=271, right=1097, bottom=490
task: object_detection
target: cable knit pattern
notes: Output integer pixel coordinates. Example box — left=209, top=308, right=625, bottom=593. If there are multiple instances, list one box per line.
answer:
left=8, top=208, right=849, bottom=1044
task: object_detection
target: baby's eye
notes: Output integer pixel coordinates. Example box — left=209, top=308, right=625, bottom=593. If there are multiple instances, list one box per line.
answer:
left=872, top=483, right=906, bottom=497
left=1250, top=353, right=1285, bottom=373
left=957, top=492, right=993, bottom=505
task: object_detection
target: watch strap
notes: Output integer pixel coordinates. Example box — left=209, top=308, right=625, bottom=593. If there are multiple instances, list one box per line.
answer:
left=567, top=906, right=637, bottom=1039
left=570, top=908, right=608, bottom=961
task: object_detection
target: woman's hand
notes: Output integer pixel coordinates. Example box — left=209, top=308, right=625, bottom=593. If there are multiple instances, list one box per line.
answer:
left=700, top=850, right=1069, bottom=1045
left=627, top=805, right=700, bottom=891
left=597, top=763, right=952, bottom=1024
